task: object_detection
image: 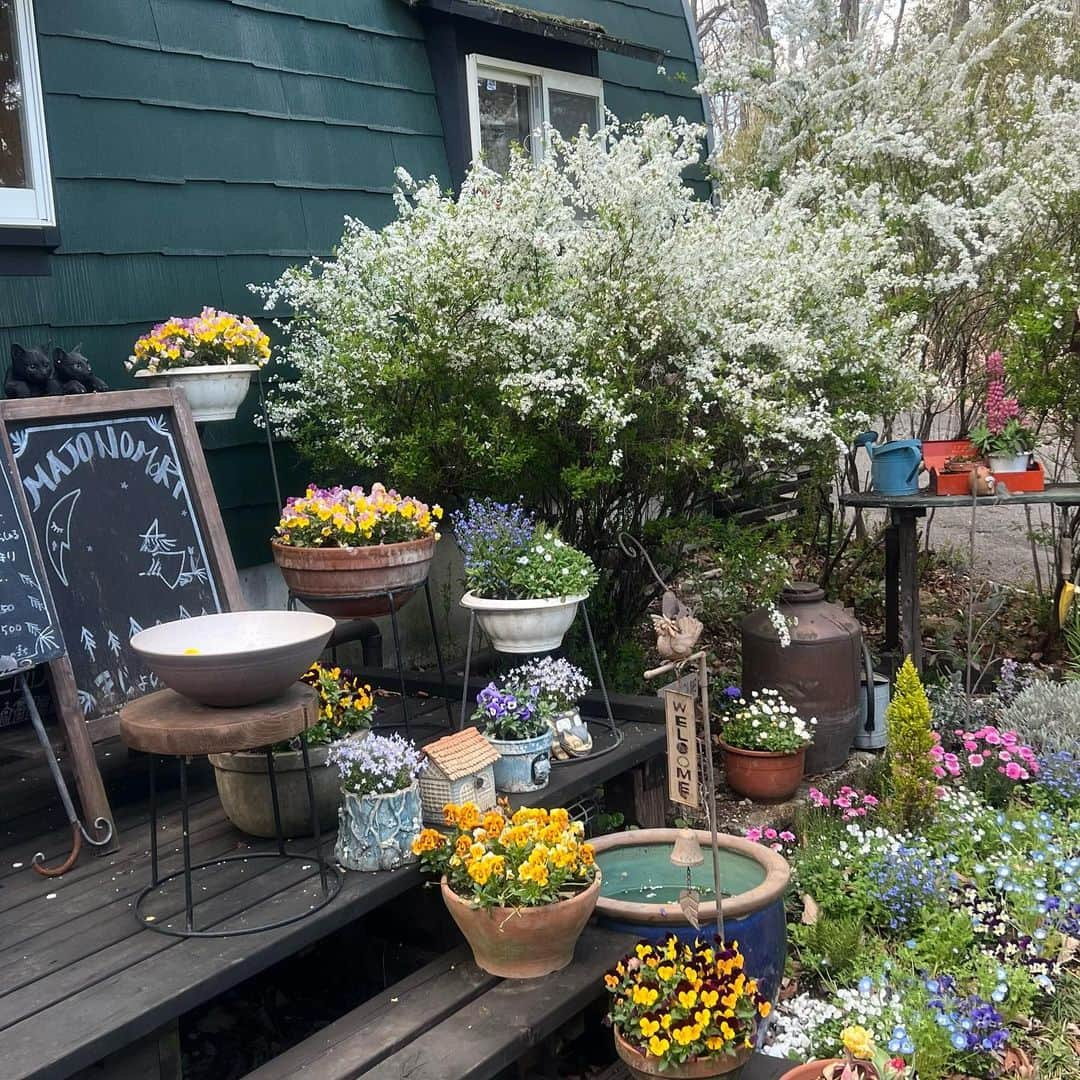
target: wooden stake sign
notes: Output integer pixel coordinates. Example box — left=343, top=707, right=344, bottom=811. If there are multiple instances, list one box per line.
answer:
left=663, top=680, right=699, bottom=809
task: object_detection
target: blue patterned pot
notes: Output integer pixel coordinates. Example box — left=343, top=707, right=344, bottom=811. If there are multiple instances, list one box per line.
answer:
left=334, top=781, right=422, bottom=872
left=487, top=730, right=553, bottom=793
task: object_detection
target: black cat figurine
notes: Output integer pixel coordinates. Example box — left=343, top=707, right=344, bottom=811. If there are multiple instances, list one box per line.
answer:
left=3, top=344, right=63, bottom=398
left=54, top=346, right=109, bottom=394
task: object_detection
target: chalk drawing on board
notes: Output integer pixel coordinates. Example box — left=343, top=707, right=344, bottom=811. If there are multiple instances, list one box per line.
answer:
left=77, top=689, right=96, bottom=716
left=14, top=414, right=223, bottom=614
left=45, top=489, right=80, bottom=587
left=9, top=429, right=26, bottom=459
left=138, top=519, right=185, bottom=590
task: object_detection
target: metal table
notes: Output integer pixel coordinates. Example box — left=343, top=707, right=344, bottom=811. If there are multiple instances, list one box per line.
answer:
left=840, top=484, right=1080, bottom=672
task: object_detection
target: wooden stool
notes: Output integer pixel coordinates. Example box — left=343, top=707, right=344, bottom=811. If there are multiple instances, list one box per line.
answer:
left=120, top=683, right=341, bottom=937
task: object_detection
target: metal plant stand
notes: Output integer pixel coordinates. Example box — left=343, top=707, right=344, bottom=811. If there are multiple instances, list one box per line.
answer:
left=288, top=580, right=454, bottom=736
left=120, top=683, right=341, bottom=938
left=457, top=599, right=623, bottom=763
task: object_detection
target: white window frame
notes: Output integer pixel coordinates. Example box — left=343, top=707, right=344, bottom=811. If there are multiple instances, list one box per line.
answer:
left=466, top=54, right=604, bottom=166
left=0, top=0, right=55, bottom=227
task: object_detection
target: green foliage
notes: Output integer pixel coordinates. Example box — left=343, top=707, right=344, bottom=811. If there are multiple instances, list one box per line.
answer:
left=688, top=518, right=793, bottom=636
left=886, top=657, right=938, bottom=828
left=790, top=915, right=876, bottom=986
left=902, top=908, right=976, bottom=977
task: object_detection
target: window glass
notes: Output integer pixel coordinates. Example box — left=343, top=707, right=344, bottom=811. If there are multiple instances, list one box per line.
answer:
left=549, top=89, right=600, bottom=141
left=477, top=77, right=533, bottom=174
left=0, top=0, right=28, bottom=188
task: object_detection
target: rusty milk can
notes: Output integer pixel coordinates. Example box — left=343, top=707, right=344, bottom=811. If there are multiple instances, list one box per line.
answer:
left=740, top=582, right=866, bottom=775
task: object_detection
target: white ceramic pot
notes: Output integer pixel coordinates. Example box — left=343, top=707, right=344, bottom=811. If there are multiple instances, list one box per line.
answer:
left=134, top=364, right=259, bottom=422
left=459, top=591, right=586, bottom=654
left=988, top=452, right=1030, bottom=474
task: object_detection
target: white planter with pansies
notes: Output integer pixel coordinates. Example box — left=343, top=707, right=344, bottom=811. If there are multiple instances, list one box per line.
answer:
left=135, top=364, right=259, bottom=423
left=459, top=591, right=586, bottom=654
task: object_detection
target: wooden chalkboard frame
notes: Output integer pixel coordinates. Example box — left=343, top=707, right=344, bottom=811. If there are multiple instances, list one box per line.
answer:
left=0, top=388, right=246, bottom=846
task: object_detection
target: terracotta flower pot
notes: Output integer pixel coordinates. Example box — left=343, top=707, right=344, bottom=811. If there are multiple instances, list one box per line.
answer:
left=777, top=1059, right=843, bottom=1080
left=720, top=742, right=805, bottom=802
left=614, top=1027, right=752, bottom=1080
left=440, top=871, right=600, bottom=978
left=272, top=535, right=438, bottom=617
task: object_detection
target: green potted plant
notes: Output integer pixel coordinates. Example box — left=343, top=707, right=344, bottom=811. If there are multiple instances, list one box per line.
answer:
left=330, top=732, right=425, bottom=872
left=718, top=688, right=816, bottom=801
left=472, top=681, right=552, bottom=793
left=209, top=663, right=375, bottom=838
left=272, top=483, right=442, bottom=616
left=605, top=934, right=769, bottom=1079
left=969, top=351, right=1034, bottom=474
left=126, top=307, right=270, bottom=422
left=412, top=802, right=600, bottom=978
left=453, top=499, right=597, bottom=654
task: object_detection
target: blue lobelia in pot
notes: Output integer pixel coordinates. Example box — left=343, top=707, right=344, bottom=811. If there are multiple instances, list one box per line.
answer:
left=487, top=729, right=553, bottom=793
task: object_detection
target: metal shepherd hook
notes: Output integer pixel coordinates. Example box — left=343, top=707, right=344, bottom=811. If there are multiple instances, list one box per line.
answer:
left=20, top=675, right=114, bottom=877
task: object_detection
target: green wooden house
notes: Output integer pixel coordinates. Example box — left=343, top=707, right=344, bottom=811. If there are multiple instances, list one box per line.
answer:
left=0, top=0, right=707, bottom=571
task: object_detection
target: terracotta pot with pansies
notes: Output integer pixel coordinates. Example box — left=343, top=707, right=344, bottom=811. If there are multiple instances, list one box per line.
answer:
left=272, top=483, right=442, bottom=617
left=605, top=936, right=770, bottom=1080
left=412, top=802, right=599, bottom=978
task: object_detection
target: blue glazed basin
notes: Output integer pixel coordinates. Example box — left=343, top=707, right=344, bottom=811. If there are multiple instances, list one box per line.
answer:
left=591, top=829, right=790, bottom=1002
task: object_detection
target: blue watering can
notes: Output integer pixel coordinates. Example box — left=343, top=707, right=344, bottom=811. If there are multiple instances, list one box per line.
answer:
left=854, top=431, right=923, bottom=495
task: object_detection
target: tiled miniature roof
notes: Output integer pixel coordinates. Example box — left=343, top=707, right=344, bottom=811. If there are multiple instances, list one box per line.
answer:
left=423, top=728, right=501, bottom=780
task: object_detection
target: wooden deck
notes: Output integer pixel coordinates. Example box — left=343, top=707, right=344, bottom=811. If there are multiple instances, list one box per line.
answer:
left=0, top=718, right=666, bottom=1079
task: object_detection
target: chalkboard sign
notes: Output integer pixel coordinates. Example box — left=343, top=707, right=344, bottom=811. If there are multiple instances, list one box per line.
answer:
left=0, top=452, right=63, bottom=678
left=0, top=390, right=244, bottom=738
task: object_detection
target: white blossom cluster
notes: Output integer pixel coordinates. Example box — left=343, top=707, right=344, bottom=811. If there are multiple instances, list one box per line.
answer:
left=702, top=0, right=1080, bottom=418
left=253, top=115, right=920, bottom=483
left=759, top=992, right=841, bottom=1059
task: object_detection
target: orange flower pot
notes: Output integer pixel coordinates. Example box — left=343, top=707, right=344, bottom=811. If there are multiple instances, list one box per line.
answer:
left=614, top=1027, right=752, bottom=1079
left=440, top=872, right=600, bottom=978
left=272, top=535, right=437, bottom=616
left=719, top=742, right=805, bottom=802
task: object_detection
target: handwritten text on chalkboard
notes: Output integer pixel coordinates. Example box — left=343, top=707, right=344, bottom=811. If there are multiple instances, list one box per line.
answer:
left=0, top=456, right=63, bottom=678
left=9, top=412, right=224, bottom=721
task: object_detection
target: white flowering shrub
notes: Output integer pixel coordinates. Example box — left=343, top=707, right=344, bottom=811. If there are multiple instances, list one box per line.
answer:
left=704, top=0, right=1080, bottom=447
left=256, top=117, right=917, bottom=631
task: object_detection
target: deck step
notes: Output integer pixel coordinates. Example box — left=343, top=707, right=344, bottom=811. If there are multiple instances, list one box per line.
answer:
left=243, top=946, right=497, bottom=1079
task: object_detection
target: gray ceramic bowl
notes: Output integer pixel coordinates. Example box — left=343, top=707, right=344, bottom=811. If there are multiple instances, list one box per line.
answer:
left=130, top=610, right=335, bottom=708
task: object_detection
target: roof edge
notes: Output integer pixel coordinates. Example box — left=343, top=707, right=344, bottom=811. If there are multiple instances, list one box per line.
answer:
left=403, top=0, right=666, bottom=64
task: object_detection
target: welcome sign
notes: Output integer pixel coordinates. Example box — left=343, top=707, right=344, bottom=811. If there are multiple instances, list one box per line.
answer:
left=663, top=673, right=700, bottom=809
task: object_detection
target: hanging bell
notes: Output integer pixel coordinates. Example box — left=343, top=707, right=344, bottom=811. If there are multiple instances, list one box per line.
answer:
left=669, top=828, right=704, bottom=868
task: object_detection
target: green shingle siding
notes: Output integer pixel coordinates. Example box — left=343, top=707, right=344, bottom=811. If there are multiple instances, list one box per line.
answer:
left=3, top=0, right=704, bottom=568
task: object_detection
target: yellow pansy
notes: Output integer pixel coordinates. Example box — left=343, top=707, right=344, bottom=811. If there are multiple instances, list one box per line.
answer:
left=647, top=1036, right=671, bottom=1058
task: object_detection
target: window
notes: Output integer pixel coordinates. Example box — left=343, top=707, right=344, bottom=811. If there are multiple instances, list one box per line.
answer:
left=0, top=0, right=54, bottom=227
left=466, top=55, right=603, bottom=173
